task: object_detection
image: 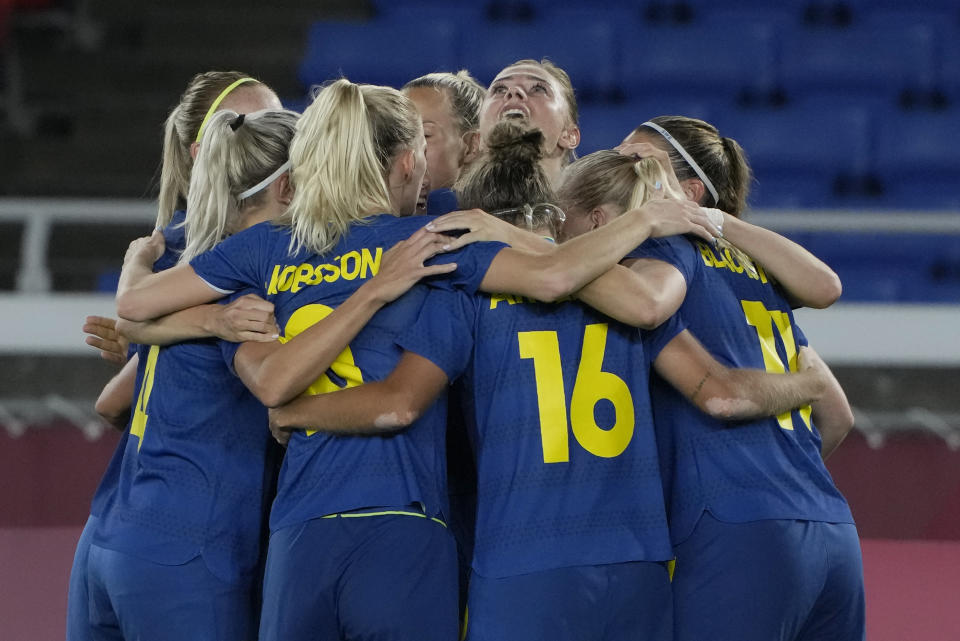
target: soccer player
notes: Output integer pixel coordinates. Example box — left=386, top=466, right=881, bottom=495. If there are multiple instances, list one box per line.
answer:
left=478, top=59, right=580, bottom=187
left=575, top=116, right=863, bottom=641
left=402, top=71, right=484, bottom=215
left=113, top=79, right=720, bottom=641
left=69, top=71, right=283, bottom=641
left=264, top=122, right=833, bottom=641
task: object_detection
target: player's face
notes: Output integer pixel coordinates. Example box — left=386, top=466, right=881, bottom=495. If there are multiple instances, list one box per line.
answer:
left=406, top=87, right=468, bottom=203
left=479, top=65, right=575, bottom=159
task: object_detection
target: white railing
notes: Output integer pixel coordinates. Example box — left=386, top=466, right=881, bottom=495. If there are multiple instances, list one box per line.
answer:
left=1, top=198, right=959, bottom=365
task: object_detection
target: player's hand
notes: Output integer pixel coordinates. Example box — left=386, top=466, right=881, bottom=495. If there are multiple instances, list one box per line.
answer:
left=631, top=199, right=722, bottom=243
left=267, top=407, right=294, bottom=446
left=425, top=208, right=524, bottom=250
left=83, top=315, right=129, bottom=366
left=366, top=227, right=458, bottom=304
left=123, top=229, right=165, bottom=267
left=213, top=295, right=279, bottom=343
left=616, top=142, right=684, bottom=196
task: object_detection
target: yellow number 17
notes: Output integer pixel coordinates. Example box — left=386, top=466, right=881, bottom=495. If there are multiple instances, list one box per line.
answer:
left=741, top=300, right=813, bottom=432
left=518, top=324, right=635, bottom=464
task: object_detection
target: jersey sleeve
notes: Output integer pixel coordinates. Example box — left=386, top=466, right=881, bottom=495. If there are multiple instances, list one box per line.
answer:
left=625, top=235, right=700, bottom=286
left=215, top=288, right=263, bottom=377
left=425, top=240, right=508, bottom=294
left=395, top=287, right=476, bottom=383
left=189, top=223, right=271, bottom=295
left=641, top=310, right=687, bottom=361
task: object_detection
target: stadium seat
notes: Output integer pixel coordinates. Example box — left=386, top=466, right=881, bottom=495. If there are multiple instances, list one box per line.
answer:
left=619, top=20, right=778, bottom=103
left=874, top=107, right=960, bottom=209
left=577, top=97, right=715, bottom=155
left=777, top=22, right=939, bottom=103
left=461, top=8, right=628, bottom=101
left=299, top=19, right=460, bottom=89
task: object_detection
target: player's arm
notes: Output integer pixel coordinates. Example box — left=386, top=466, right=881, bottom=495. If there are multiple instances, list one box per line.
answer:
left=800, top=345, right=855, bottom=458
left=268, top=351, right=448, bottom=435
left=94, top=354, right=139, bottom=430
left=116, top=295, right=279, bottom=346
left=574, top=258, right=687, bottom=329
left=720, top=213, right=841, bottom=309
left=429, top=200, right=719, bottom=302
left=115, top=231, right=224, bottom=321
left=653, top=329, right=827, bottom=420
left=233, top=229, right=456, bottom=408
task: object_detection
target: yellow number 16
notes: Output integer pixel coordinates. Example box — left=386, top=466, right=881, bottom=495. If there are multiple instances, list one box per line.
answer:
left=518, top=323, right=635, bottom=464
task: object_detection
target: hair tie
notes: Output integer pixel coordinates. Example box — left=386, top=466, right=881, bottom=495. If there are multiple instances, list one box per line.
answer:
left=230, top=113, right=246, bottom=131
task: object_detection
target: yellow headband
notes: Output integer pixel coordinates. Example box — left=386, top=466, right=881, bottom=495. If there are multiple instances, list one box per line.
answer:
left=194, top=77, right=257, bottom=143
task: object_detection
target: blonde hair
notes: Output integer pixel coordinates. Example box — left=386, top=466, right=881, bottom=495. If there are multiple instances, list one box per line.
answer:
left=285, top=79, right=421, bottom=255
left=402, top=70, right=485, bottom=134
left=558, top=150, right=683, bottom=221
left=157, top=71, right=267, bottom=228
left=180, top=109, right=299, bottom=263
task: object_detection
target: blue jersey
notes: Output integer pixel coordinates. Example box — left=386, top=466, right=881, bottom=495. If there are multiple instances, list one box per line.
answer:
left=426, top=188, right=460, bottom=216
left=94, top=210, right=274, bottom=583
left=628, top=236, right=854, bottom=544
left=189, top=214, right=506, bottom=531
left=398, top=287, right=683, bottom=579
left=89, top=210, right=186, bottom=518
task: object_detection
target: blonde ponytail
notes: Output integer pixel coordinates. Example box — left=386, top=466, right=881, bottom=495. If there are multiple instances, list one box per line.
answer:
left=180, top=108, right=299, bottom=263
left=285, top=79, right=421, bottom=256
left=157, top=107, right=191, bottom=228
left=155, top=71, right=269, bottom=228
left=558, top=150, right=683, bottom=222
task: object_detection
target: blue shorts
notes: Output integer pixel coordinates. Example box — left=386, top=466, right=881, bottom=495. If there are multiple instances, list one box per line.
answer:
left=85, top=544, right=256, bottom=641
left=673, top=511, right=865, bottom=641
left=258, top=510, right=458, bottom=641
left=66, top=515, right=97, bottom=641
left=465, top=561, right=672, bottom=641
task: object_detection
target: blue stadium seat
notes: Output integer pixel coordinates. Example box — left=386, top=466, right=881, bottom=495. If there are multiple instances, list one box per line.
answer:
left=736, top=97, right=873, bottom=177
left=577, top=96, right=716, bottom=155
left=777, top=22, right=939, bottom=102
left=619, top=20, right=778, bottom=102
left=461, top=9, right=628, bottom=101
left=792, top=232, right=960, bottom=303
left=874, top=107, right=960, bottom=209
left=299, top=19, right=460, bottom=89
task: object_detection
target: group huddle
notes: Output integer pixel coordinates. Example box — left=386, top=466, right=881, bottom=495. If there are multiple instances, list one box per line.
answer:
left=69, top=60, right=865, bottom=641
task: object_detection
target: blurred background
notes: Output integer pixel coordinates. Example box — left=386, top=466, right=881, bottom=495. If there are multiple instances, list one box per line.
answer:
left=0, top=0, right=958, bottom=639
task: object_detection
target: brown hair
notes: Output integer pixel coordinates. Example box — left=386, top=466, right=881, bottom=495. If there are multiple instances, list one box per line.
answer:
left=456, top=120, right=562, bottom=237
left=632, top=116, right=752, bottom=217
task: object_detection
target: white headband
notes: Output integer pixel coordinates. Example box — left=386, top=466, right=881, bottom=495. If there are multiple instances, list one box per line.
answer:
left=641, top=121, right=719, bottom=206
left=238, top=160, right=291, bottom=201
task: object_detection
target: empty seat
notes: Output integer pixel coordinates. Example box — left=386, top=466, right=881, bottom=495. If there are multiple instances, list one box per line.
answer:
left=461, top=9, right=627, bottom=101
left=777, top=23, right=939, bottom=101
left=875, top=108, right=960, bottom=207
left=299, top=19, right=460, bottom=89
left=619, top=20, right=778, bottom=102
